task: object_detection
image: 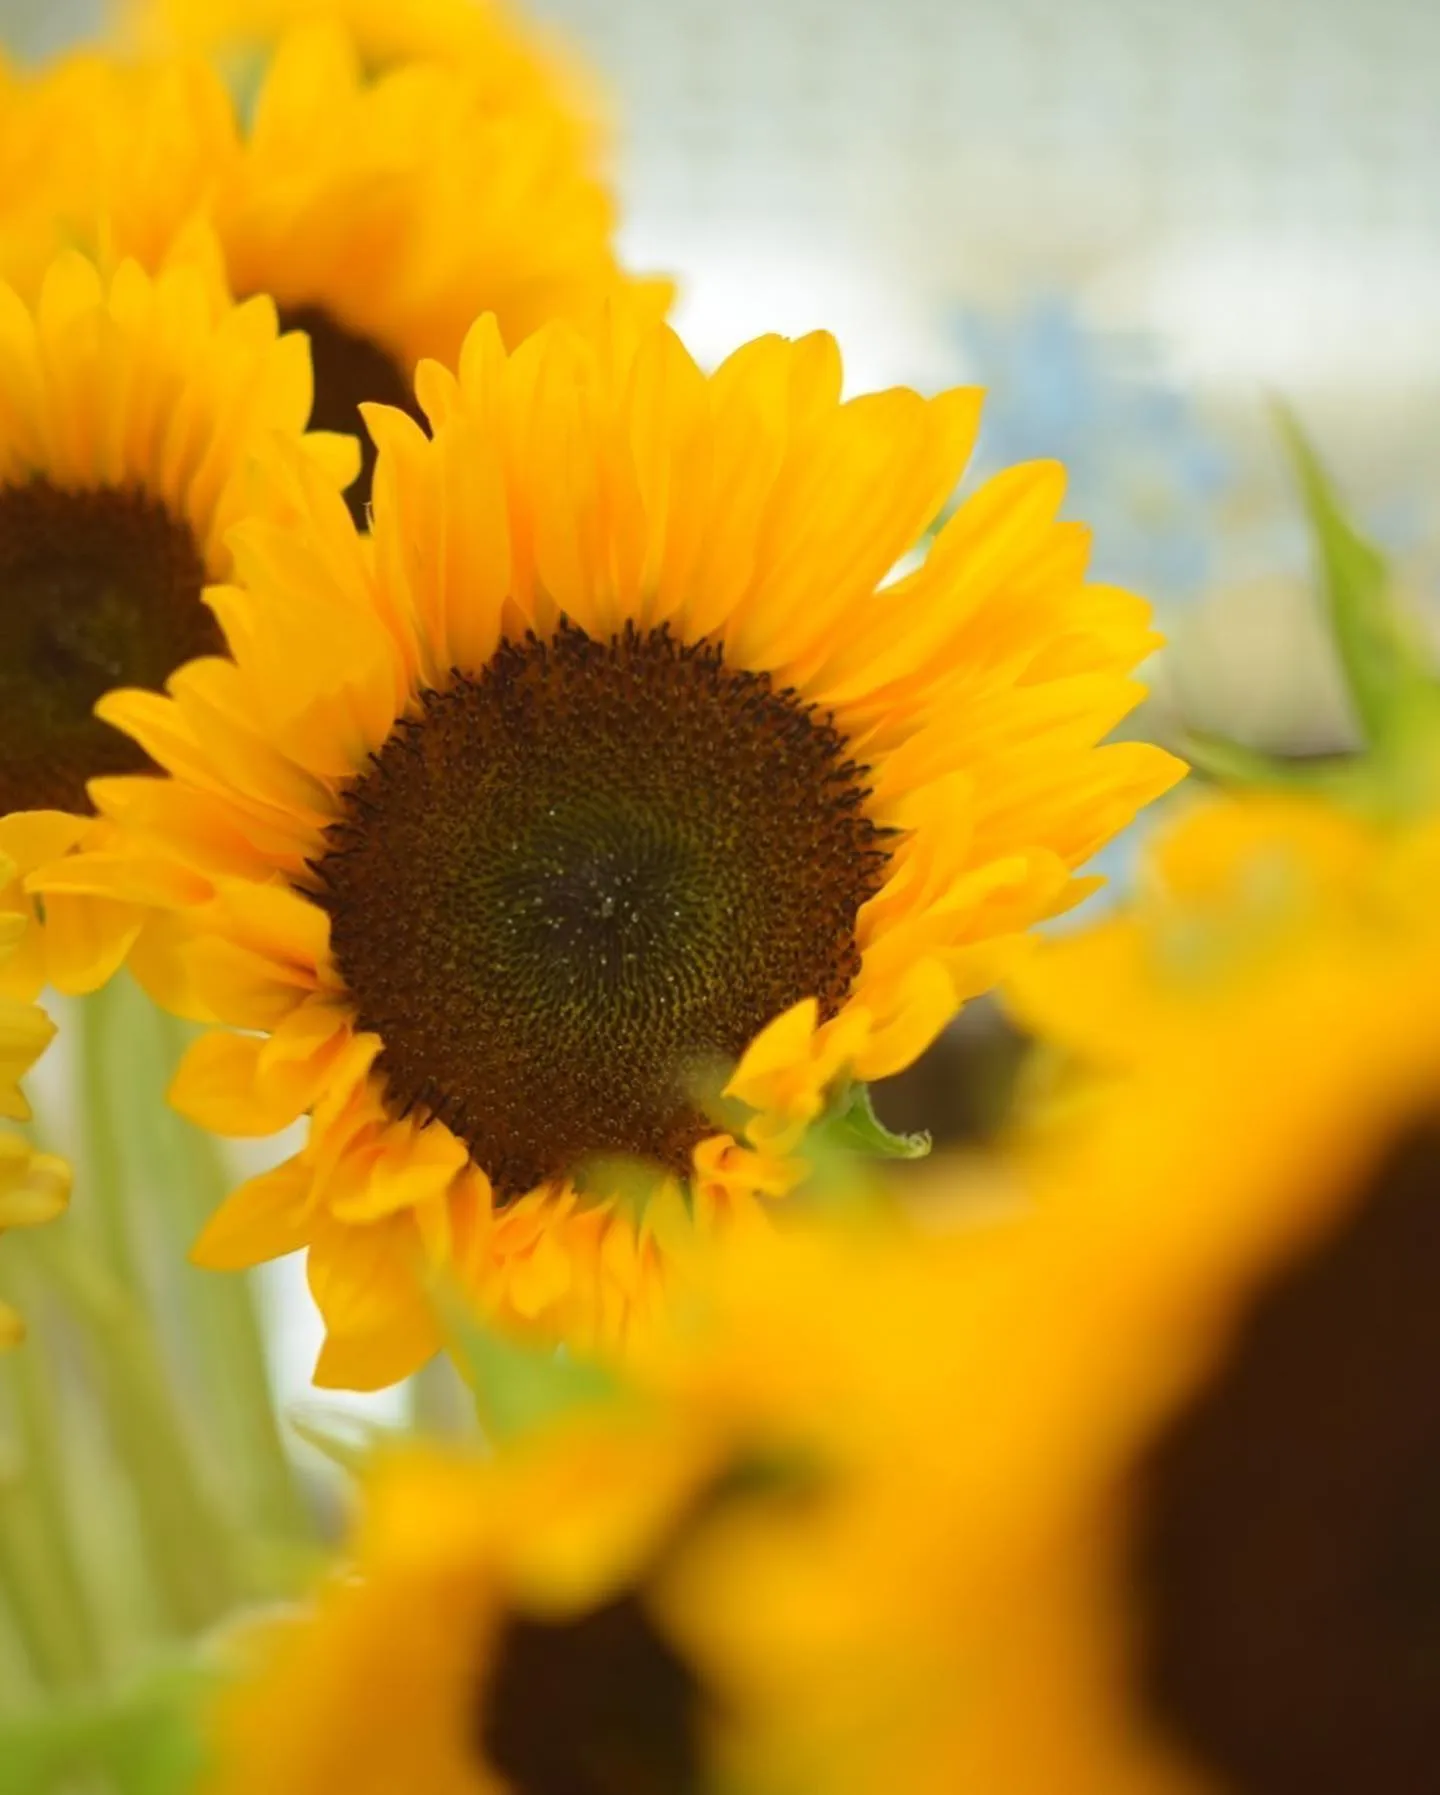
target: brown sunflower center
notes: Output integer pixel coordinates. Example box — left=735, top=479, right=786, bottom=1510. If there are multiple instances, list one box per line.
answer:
left=1133, top=1118, right=1440, bottom=1795
left=478, top=1591, right=703, bottom=1795
left=276, top=304, right=424, bottom=528
left=0, top=478, right=216, bottom=815
left=314, top=620, right=887, bottom=1201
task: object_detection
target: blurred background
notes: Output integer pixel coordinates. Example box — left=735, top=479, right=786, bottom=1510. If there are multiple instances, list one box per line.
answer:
left=9, top=0, right=1438, bottom=740
left=7, top=0, right=1438, bottom=613
left=4, top=0, right=1438, bottom=1417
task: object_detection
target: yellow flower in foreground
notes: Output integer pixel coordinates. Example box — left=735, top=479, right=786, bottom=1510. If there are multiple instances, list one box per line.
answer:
left=634, top=1222, right=1047, bottom=1795
left=205, top=905, right=1440, bottom=1795
left=209, top=1216, right=1018, bottom=1795
left=0, top=880, right=70, bottom=1346
left=921, top=936, right=1440, bottom=1794
left=0, top=249, right=353, bottom=1000
left=207, top=1427, right=728, bottom=1795
left=1005, top=787, right=1440, bottom=1074
left=5, top=25, right=658, bottom=524
left=64, top=312, right=1180, bottom=1387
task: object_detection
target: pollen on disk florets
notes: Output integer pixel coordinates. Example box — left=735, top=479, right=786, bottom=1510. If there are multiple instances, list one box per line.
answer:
left=313, top=619, right=890, bottom=1200
left=0, top=478, right=218, bottom=814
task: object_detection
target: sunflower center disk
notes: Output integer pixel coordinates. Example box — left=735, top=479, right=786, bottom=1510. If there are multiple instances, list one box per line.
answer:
left=1134, top=1119, right=1440, bottom=1795
left=277, top=304, right=425, bottom=527
left=0, top=478, right=216, bottom=814
left=315, top=621, right=888, bottom=1201
left=477, top=1591, right=702, bottom=1795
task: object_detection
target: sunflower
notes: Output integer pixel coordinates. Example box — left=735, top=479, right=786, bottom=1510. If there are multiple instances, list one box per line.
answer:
left=0, top=247, right=355, bottom=998
left=632, top=1217, right=1055, bottom=1795
left=207, top=1210, right=1084, bottom=1795
left=205, top=1223, right=1012, bottom=1795
left=205, top=1425, right=731, bottom=1795
left=0, top=54, right=69, bottom=306
left=2, top=25, right=658, bottom=525
left=0, top=869, right=70, bottom=1346
left=1004, top=786, right=1440, bottom=1075
left=916, top=931, right=1440, bottom=1795
left=118, top=0, right=591, bottom=97
left=52, top=311, right=1181, bottom=1387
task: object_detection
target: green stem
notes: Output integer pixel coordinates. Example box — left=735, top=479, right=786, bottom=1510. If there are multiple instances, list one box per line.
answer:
left=31, top=1232, right=239, bottom=1638
left=0, top=1481, right=94, bottom=1695
left=0, top=1302, right=101, bottom=1690
left=77, top=984, right=140, bottom=1289
left=64, top=985, right=244, bottom=1635
left=150, top=1008, right=310, bottom=1550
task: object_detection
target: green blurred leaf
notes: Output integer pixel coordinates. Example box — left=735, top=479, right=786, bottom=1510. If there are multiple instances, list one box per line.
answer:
left=1179, top=730, right=1372, bottom=803
left=95, top=1665, right=213, bottom=1795
left=1275, top=403, right=1436, bottom=751
left=286, top=1404, right=411, bottom=1477
left=0, top=1662, right=213, bottom=1795
left=436, top=1287, right=623, bottom=1444
left=0, top=1708, right=76, bottom=1795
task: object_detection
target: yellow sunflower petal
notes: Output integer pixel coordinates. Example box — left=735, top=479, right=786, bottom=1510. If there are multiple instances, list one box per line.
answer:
left=0, top=981, right=69, bottom=1343
left=306, top=1210, right=438, bottom=1390
left=0, top=995, right=55, bottom=1119
left=191, top=1155, right=316, bottom=1270
left=170, top=1007, right=351, bottom=1137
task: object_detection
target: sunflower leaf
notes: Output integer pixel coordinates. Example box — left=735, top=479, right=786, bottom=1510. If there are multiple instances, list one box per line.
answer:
left=814, top=1082, right=930, bottom=1161
left=1275, top=404, right=1436, bottom=751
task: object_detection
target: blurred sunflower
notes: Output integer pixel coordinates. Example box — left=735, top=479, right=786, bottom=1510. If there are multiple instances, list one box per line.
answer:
left=206, top=1221, right=1013, bottom=1795
left=206, top=1426, right=728, bottom=1795
left=0, top=55, right=65, bottom=304
left=117, top=0, right=590, bottom=97
left=56, top=312, right=1180, bottom=1386
left=1005, top=786, right=1440, bottom=1076
left=0, top=870, right=70, bottom=1347
left=924, top=936, right=1440, bottom=1795
left=1, top=23, right=658, bottom=524
left=632, top=1219, right=1049, bottom=1795
left=0, top=248, right=354, bottom=999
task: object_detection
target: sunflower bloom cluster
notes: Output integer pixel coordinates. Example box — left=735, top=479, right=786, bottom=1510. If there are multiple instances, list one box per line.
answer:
left=11, top=1, right=1426, bottom=1791
left=1, top=15, right=659, bottom=524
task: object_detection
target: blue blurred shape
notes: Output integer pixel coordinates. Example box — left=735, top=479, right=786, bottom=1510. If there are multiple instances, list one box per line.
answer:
left=952, top=294, right=1233, bottom=605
